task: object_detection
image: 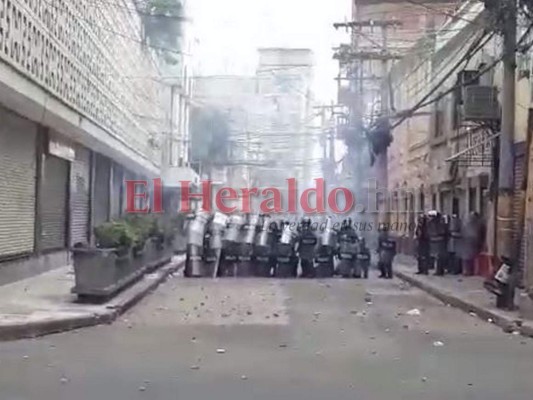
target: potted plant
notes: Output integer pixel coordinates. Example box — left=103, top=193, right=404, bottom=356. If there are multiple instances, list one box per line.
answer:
left=72, top=220, right=137, bottom=298
left=124, top=214, right=155, bottom=269
left=147, top=215, right=172, bottom=269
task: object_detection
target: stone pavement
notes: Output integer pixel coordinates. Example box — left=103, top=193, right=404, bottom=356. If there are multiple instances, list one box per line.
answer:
left=0, top=255, right=185, bottom=341
left=395, top=256, right=533, bottom=338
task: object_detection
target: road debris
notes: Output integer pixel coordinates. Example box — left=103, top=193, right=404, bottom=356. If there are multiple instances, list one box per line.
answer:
left=216, top=348, right=226, bottom=354
left=406, top=308, right=421, bottom=316
left=190, top=365, right=200, bottom=370
left=433, top=341, right=444, bottom=347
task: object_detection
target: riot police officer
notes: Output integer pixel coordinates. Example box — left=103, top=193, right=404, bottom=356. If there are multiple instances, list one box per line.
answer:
left=415, top=214, right=430, bottom=275
left=337, top=219, right=359, bottom=278
left=315, top=217, right=337, bottom=278
left=219, top=215, right=245, bottom=277
left=427, top=210, right=448, bottom=276
left=357, top=237, right=371, bottom=279
left=184, top=211, right=211, bottom=277
left=297, top=218, right=318, bottom=278
left=203, top=212, right=227, bottom=277
left=377, top=226, right=396, bottom=279
left=254, top=215, right=276, bottom=277
left=237, top=214, right=259, bottom=277
left=275, top=220, right=298, bottom=278
left=447, top=214, right=463, bottom=275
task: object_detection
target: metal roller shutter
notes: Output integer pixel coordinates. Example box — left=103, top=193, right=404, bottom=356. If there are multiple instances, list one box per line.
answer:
left=41, top=155, right=69, bottom=251
left=93, top=154, right=111, bottom=226
left=0, top=109, right=37, bottom=257
left=514, top=143, right=526, bottom=274
left=110, top=163, right=123, bottom=219
left=70, top=146, right=91, bottom=246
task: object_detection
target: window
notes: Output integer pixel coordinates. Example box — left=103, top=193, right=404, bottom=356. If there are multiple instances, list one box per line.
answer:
left=469, top=187, right=477, bottom=212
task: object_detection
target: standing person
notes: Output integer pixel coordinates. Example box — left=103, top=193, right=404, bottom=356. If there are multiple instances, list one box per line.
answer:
left=377, top=226, right=397, bottom=279
left=427, top=211, right=447, bottom=276
left=297, top=218, right=317, bottom=278
left=415, top=214, right=430, bottom=275
left=357, top=237, right=371, bottom=279
left=461, top=212, right=485, bottom=276
left=447, top=214, right=463, bottom=275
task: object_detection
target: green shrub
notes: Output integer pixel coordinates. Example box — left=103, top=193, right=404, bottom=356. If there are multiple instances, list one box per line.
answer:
left=94, top=220, right=137, bottom=252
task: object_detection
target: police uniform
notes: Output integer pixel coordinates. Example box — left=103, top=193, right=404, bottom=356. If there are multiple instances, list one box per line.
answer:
left=378, top=231, right=396, bottom=279
left=357, top=240, right=371, bottom=279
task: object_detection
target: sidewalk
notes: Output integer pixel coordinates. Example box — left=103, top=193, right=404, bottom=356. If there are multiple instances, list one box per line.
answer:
left=0, top=255, right=185, bottom=341
left=395, top=256, right=533, bottom=338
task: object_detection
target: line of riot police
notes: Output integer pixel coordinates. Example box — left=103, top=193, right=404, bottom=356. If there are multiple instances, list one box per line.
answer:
left=414, top=210, right=486, bottom=277
left=184, top=213, right=376, bottom=279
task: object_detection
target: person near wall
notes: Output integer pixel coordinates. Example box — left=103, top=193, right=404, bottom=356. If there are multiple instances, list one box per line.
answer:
left=377, top=226, right=397, bottom=279
left=461, top=212, right=486, bottom=276
left=427, top=211, right=448, bottom=276
left=415, top=214, right=430, bottom=275
left=447, top=214, right=463, bottom=275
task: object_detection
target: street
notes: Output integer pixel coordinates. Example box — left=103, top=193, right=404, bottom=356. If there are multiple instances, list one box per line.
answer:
left=1, top=274, right=532, bottom=400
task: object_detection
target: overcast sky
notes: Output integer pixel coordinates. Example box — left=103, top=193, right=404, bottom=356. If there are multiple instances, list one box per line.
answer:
left=188, top=0, right=350, bottom=103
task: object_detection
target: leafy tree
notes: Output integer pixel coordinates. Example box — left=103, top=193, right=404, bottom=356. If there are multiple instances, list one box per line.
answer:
left=190, top=107, right=230, bottom=170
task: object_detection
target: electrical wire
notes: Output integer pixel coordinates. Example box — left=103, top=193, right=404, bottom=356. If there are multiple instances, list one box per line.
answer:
left=402, top=31, right=492, bottom=105
left=404, top=0, right=486, bottom=28
left=390, top=20, right=533, bottom=130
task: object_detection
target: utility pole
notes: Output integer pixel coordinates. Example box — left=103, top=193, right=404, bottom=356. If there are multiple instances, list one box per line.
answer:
left=496, top=0, right=517, bottom=307
left=333, top=17, right=400, bottom=233
left=168, top=84, right=177, bottom=167
left=378, top=22, right=391, bottom=227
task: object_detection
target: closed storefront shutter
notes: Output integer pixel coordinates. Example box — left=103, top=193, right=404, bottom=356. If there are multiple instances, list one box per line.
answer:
left=0, top=108, right=37, bottom=258
left=41, top=155, right=69, bottom=251
left=110, top=163, right=123, bottom=219
left=514, top=143, right=526, bottom=274
left=70, top=146, right=91, bottom=246
left=93, top=154, right=111, bottom=226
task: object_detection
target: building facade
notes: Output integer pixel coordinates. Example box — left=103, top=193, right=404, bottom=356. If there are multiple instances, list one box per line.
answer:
left=386, top=0, right=531, bottom=272
left=0, top=0, right=193, bottom=285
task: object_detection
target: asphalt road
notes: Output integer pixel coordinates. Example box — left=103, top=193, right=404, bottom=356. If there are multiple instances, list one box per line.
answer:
left=1, top=272, right=533, bottom=400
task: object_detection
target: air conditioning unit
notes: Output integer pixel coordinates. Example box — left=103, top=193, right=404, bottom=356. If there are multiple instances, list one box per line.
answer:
left=461, top=85, right=500, bottom=121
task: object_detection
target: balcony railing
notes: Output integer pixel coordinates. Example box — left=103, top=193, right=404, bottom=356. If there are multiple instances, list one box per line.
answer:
left=0, top=0, right=164, bottom=165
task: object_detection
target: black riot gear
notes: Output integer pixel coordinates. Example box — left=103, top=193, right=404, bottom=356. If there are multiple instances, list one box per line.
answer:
left=297, top=218, right=318, bottom=278
left=378, top=227, right=396, bottom=279
left=219, top=215, right=246, bottom=277
left=275, top=220, right=298, bottom=278
left=254, top=215, right=276, bottom=277
left=315, top=217, right=337, bottom=278
left=336, top=221, right=359, bottom=278
left=184, top=211, right=211, bottom=277
left=415, top=214, right=430, bottom=275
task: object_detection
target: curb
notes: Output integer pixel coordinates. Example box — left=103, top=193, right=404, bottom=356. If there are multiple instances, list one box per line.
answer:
left=395, top=270, right=519, bottom=334
left=0, top=260, right=184, bottom=342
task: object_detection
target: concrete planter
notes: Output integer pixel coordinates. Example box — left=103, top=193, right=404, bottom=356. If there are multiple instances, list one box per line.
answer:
left=72, top=248, right=138, bottom=299
left=72, top=241, right=171, bottom=301
left=145, top=238, right=172, bottom=272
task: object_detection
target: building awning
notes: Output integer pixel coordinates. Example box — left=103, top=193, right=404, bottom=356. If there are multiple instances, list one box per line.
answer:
left=445, top=128, right=500, bottom=167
